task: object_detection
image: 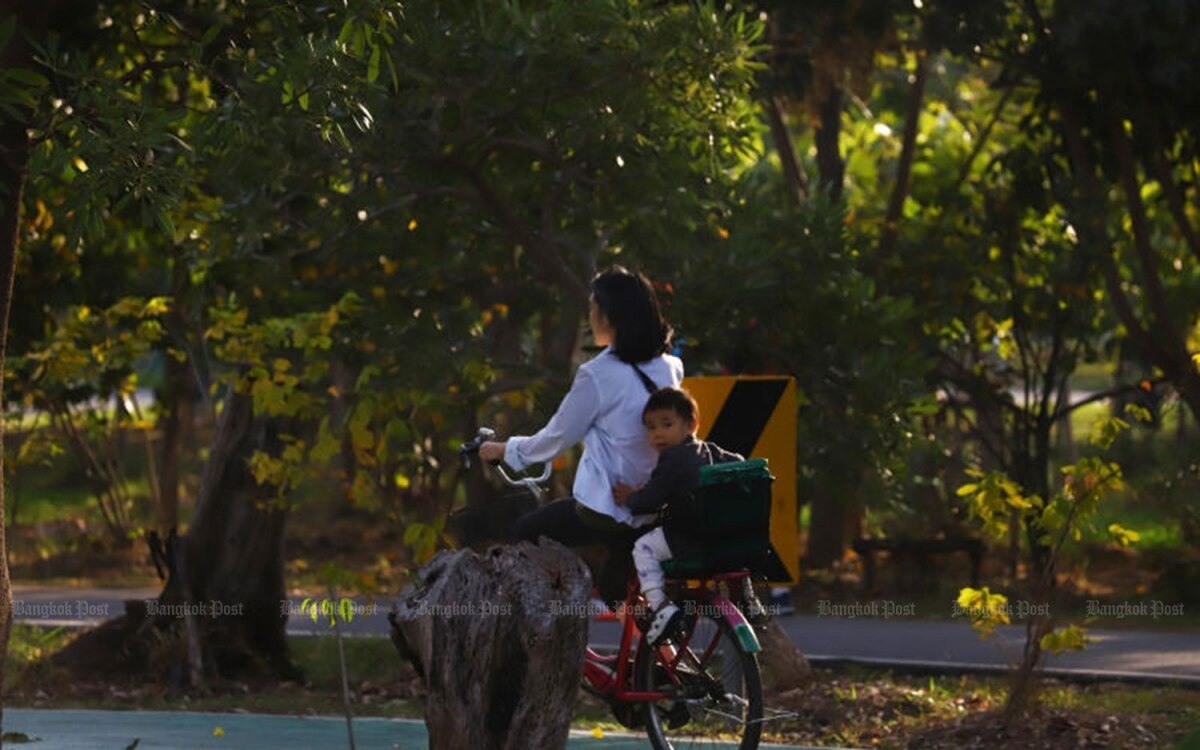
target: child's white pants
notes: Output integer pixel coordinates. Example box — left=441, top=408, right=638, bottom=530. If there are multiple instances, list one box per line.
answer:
left=632, top=527, right=673, bottom=610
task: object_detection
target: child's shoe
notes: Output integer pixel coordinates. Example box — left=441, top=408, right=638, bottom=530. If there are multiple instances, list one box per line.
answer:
left=645, top=601, right=684, bottom=645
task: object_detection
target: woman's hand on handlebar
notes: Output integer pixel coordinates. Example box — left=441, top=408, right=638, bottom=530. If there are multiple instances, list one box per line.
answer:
left=478, top=441, right=507, bottom=464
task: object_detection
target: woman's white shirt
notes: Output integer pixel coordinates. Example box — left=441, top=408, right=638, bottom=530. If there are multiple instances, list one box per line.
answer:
left=503, top=347, right=683, bottom=527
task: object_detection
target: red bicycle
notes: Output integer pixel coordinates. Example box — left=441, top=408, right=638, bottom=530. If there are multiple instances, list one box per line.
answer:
left=584, top=570, right=766, bottom=750
left=459, top=428, right=775, bottom=750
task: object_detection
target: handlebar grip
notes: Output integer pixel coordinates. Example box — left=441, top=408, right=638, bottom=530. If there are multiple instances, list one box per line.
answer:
left=458, top=427, right=498, bottom=469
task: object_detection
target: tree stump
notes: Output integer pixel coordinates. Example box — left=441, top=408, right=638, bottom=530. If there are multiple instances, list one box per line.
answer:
left=389, top=541, right=591, bottom=750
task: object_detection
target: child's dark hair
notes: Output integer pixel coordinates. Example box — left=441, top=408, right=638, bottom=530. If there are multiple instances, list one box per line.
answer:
left=643, top=387, right=698, bottom=423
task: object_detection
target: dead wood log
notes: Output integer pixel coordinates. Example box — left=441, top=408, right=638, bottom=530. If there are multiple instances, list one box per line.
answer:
left=389, top=541, right=591, bottom=750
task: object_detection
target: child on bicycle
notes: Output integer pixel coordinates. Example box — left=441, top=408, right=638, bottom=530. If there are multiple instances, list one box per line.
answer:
left=614, top=386, right=767, bottom=644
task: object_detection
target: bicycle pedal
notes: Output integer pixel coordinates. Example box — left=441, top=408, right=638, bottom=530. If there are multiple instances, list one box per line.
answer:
left=664, top=701, right=691, bottom=729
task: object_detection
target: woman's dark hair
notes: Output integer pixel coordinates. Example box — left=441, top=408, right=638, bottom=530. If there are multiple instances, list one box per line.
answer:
left=643, top=387, right=698, bottom=423
left=590, top=266, right=672, bottom=363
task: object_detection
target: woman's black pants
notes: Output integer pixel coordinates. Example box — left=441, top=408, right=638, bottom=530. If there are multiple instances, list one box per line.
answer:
left=511, top=498, right=640, bottom=608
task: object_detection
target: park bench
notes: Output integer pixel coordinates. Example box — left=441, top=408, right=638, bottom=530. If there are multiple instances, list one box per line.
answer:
left=851, top=536, right=984, bottom=593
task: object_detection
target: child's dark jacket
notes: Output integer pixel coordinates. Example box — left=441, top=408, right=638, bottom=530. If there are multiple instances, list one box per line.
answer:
left=624, top=435, right=742, bottom=554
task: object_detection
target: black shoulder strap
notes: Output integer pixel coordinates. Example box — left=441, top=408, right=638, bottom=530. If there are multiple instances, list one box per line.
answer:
left=631, top=363, right=658, bottom=394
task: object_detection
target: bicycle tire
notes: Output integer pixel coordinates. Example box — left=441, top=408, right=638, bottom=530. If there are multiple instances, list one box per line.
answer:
left=633, top=609, right=764, bottom=750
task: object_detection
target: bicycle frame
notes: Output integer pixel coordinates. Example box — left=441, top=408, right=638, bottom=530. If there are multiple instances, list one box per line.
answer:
left=583, top=571, right=759, bottom=705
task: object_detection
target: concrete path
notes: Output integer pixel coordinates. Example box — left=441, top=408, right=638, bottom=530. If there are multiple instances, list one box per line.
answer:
left=3, top=708, right=828, bottom=750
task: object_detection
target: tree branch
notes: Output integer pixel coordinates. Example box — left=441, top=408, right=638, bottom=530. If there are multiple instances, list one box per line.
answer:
left=878, top=46, right=930, bottom=263
left=1058, top=103, right=1163, bottom=367
left=764, top=95, right=808, bottom=205
left=1143, top=120, right=1200, bottom=263
left=952, top=85, right=1015, bottom=194
left=434, top=155, right=589, bottom=300
left=1109, top=113, right=1183, bottom=345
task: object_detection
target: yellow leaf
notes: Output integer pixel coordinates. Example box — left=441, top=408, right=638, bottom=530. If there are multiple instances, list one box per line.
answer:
left=213, top=726, right=225, bottom=737
left=590, top=727, right=605, bottom=739
left=1108, top=523, right=1141, bottom=547
left=407, top=219, right=418, bottom=231
left=72, top=156, right=89, bottom=173
left=1040, top=625, right=1089, bottom=654
left=716, top=226, right=730, bottom=239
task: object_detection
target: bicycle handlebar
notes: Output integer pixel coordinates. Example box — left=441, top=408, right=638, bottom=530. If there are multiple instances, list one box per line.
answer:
left=458, top=427, right=552, bottom=501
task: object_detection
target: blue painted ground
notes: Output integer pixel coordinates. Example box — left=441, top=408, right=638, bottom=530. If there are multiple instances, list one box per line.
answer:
left=4, top=709, right=827, bottom=749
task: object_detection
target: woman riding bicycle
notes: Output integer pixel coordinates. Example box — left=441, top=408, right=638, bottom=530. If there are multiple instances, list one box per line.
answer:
left=478, top=266, right=681, bottom=605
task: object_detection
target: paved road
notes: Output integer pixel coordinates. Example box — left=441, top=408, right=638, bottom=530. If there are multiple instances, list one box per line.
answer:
left=13, top=584, right=1200, bottom=684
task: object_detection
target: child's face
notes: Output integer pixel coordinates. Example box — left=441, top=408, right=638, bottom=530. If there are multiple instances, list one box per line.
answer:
left=643, top=408, right=695, bottom=452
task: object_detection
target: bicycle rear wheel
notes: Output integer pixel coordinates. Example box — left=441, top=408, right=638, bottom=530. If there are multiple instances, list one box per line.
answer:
left=633, top=610, right=763, bottom=750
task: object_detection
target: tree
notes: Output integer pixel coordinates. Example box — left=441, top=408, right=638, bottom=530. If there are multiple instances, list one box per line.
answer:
left=1008, top=0, right=1200, bottom=419
left=0, top=0, right=103, bottom=728
left=15, top=0, right=768, bottom=683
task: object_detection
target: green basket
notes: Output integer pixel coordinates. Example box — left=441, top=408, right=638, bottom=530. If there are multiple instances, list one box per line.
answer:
left=662, top=458, right=789, bottom=580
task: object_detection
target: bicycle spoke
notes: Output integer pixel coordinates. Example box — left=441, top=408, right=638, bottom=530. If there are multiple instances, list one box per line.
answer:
left=634, top=613, right=763, bottom=750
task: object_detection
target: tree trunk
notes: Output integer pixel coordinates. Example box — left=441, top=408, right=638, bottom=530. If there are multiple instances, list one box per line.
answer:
left=177, top=389, right=293, bottom=678
left=155, top=250, right=202, bottom=534
left=805, top=470, right=855, bottom=569
left=54, top=391, right=296, bottom=682
left=389, top=541, right=591, bottom=750
left=814, top=87, right=844, bottom=202
left=156, top=344, right=195, bottom=534
left=0, top=0, right=76, bottom=729
left=877, top=47, right=929, bottom=264
left=755, top=619, right=811, bottom=688
left=0, top=84, right=31, bottom=744
left=764, top=96, right=808, bottom=205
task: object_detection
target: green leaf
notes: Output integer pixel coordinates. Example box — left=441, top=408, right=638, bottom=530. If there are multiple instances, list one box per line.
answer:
left=5, top=68, right=50, bottom=88
left=1040, top=625, right=1089, bottom=654
left=201, top=24, right=224, bottom=46
left=367, top=44, right=381, bottom=83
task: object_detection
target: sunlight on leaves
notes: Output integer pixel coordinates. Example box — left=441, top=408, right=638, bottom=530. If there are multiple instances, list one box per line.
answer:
left=955, top=587, right=1010, bottom=638
left=1040, top=625, right=1089, bottom=654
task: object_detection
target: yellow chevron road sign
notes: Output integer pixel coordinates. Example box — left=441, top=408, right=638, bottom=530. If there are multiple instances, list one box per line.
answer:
left=682, top=375, right=798, bottom=583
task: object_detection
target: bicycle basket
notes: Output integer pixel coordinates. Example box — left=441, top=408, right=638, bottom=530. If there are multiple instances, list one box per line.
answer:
left=662, top=458, right=790, bottom=580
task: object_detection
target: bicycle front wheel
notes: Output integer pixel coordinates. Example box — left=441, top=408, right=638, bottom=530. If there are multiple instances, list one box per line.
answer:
left=633, top=610, right=763, bottom=750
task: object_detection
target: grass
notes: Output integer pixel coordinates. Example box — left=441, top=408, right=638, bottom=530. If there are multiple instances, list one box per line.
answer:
left=7, top=626, right=1198, bottom=749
